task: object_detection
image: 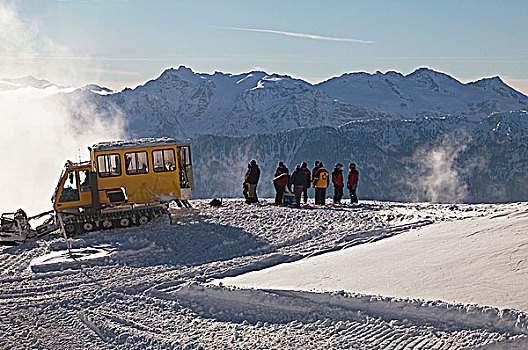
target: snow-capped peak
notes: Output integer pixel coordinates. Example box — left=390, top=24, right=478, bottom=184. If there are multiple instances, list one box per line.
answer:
left=468, top=75, right=527, bottom=98
left=81, top=84, right=114, bottom=95
left=159, top=65, right=199, bottom=81
left=468, top=75, right=508, bottom=89
left=406, top=67, right=462, bottom=84
left=0, top=75, right=61, bottom=91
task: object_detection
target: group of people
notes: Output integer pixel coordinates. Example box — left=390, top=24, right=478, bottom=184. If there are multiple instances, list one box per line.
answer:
left=329, top=162, right=359, bottom=205
left=243, top=160, right=359, bottom=207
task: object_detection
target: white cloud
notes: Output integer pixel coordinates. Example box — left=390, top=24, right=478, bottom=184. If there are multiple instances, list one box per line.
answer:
left=215, top=26, right=375, bottom=44
left=0, top=1, right=126, bottom=214
left=83, top=67, right=142, bottom=76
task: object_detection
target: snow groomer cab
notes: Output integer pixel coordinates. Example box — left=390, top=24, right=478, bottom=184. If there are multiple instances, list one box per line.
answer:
left=52, top=138, right=194, bottom=236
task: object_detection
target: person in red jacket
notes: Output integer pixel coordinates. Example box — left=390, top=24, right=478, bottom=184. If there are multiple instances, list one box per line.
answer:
left=332, top=163, right=344, bottom=204
left=347, top=163, right=359, bottom=204
left=273, top=162, right=290, bottom=205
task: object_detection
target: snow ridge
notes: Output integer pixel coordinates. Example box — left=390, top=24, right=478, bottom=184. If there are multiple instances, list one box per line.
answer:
left=78, top=65, right=528, bottom=139
left=176, top=284, right=528, bottom=335
left=1, top=199, right=527, bottom=349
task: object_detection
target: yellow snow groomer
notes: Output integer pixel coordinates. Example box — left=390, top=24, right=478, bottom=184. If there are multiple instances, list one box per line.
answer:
left=53, top=138, right=194, bottom=236
left=0, top=138, right=194, bottom=244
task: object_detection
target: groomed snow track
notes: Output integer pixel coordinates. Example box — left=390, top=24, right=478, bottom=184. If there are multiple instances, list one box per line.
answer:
left=0, top=199, right=527, bottom=349
left=171, top=283, right=527, bottom=349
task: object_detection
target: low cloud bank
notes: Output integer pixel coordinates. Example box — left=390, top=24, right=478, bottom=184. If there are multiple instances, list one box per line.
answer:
left=0, top=1, right=125, bottom=214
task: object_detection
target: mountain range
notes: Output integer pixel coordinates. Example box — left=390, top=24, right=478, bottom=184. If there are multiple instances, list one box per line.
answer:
left=100, top=66, right=528, bottom=140
left=3, top=67, right=527, bottom=203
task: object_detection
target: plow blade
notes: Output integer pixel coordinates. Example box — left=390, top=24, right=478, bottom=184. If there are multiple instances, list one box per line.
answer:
left=0, top=209, right=58, bottom=246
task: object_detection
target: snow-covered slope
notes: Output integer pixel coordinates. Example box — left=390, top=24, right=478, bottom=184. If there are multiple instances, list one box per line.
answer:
left=218, top=205, right=528, bottom=312
left=82, top=66, right=526, bottom=202
left=7, top=67, right=527, bottom=138
left=107, top=66, right=361, bottom=138
left=1, top=200, right=527, bottom=349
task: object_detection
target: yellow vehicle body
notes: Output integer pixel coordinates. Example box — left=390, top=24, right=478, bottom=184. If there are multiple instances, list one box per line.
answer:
left=52, top=138, right=194, bottom=212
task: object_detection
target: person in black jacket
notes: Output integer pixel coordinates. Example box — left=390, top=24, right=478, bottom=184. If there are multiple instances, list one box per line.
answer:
left=289, top=164, right=306, bottom=208
left=301, top=162, right=311, bottom=204
left=246, top=160, right=260, bottom=203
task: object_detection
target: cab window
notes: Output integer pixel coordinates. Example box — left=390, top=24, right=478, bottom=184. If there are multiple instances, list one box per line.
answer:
left=97, top=154, right=121, bottom=177
left=125, top=151, right=149, bottom=175
left=58, top=171, right=80, bottom=202
left=79, top=170, right=91, bottom=192
left=153, top=149, right=176, bottom=172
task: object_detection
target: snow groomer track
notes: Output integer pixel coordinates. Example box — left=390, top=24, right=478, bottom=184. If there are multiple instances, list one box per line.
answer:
left=0, top=199, right=527, bottom=349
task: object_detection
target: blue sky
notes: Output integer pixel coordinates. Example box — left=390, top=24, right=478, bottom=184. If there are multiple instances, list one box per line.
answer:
left=3, top=0, right=528, bottom=93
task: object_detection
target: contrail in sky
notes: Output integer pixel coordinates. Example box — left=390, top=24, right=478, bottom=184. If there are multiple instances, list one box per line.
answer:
left=215, top=26, right=375, bottom=44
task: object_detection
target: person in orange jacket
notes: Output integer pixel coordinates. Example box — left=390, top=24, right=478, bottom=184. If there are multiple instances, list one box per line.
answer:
left=311, top=161, right=320, bottom=186
left=313, top=162, right=329, bottom=205
left=347, top=163, right=359, bottom=204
